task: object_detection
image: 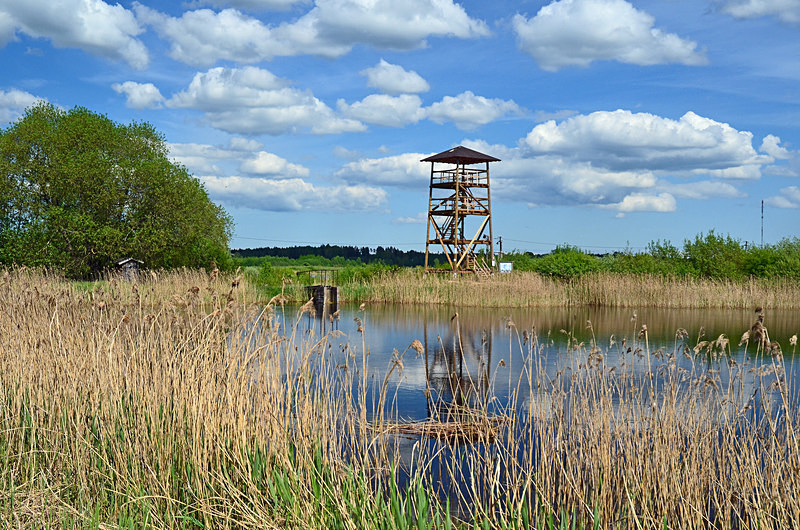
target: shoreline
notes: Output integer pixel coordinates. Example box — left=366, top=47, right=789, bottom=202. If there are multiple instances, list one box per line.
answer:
left=326, top=269, right=800, bottom=309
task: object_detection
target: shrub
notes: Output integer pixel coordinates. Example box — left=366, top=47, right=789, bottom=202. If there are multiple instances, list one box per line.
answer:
left=530, top=245, right=601, bottom=279
left=683, top=230, right=746, bottom=280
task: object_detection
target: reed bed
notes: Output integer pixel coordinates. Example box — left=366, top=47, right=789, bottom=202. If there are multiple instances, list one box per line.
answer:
left=1, top=268, right=799, bottom=528
left=340, top=269, right=800, bottom=309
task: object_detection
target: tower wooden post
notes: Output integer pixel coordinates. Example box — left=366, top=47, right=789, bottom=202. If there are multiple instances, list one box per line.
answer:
left=422, top=146, right=499, bottom=276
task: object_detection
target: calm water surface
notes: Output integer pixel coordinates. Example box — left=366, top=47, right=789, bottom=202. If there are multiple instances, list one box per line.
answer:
left=266, top=303, right=800, bottom=514
left=281, top=303, right=800, bottom=419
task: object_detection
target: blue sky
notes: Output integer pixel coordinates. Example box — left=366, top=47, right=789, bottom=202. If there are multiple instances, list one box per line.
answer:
left=1, top=0, right=799, bottom=254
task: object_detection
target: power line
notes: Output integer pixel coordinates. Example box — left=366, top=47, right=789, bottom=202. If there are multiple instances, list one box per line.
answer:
left=503, top=237, right=647, bottom=251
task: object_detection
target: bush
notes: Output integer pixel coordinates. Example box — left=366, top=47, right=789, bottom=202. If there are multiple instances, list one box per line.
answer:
left=530, top=245, right=601, bottom=279
left=256, top=262, right=285, bottom=286
left=682, top=231, right=745, bottom=280
left=748, top=238, right=800, bottom=279
left=501, top=252, right=537, bottom=271
left=600, top=252, right=659, bottom=275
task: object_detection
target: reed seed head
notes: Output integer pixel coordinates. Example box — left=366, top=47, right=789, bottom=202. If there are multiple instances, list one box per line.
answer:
left=299, top=298, right=315, bottom=317
left=740, top=330, right=750, bottom=345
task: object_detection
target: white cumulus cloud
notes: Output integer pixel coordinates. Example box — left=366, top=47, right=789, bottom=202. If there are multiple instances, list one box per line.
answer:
left=112, top=81, right=165, bottom=109
left=169, top=141, right=309, bottom=181
left=227, top=137, right=263, bottom=151
left=720, top=0, right=800, bottom=24
left=522, top=110, right=767, bottom=176
left=133, top=5, right=286, bottom=66
left=134, top=0, right=488, bottom=66
left=0, top=0, right=147, bottom=68
left=661, top=180, right=745, bottom=199
left=513, top=0, right=706, bottom=71
left=760, top=134, right=792, bottom=160
left=291, top=0, right=490, bottom=51
left=200, top=175, right=388, bottom=212
left=167, top=66, right=365, bottom=135
left=605, top=192, right=677, bottom=213
left=188, top=0, right=309, bottom=10
left=393, top=212, right=427, bottom=224
left=765, top=186, right=800, bottom=208
left=0, top=88, right=43, bottom=125
left=360, top=59, right=430, bottom=94
left=337, top=94, right=426, bottom=127
left=240, top=151, right=310, bottom=178
left=169, top=142, right=246, bottom=174
left=334, top=153, right=430, bottom=188
left=426, top=91, right=523, bottom=130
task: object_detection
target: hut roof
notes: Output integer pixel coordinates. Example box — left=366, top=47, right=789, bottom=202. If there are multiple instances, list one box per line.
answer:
left=421, top=146, right=500, bottom=165
left=115, top=257, right=143, bottom=266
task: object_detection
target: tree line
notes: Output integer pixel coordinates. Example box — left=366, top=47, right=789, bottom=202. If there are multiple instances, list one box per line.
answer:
left=503, top=231, right=800, bottom=280
left=235, top=232, right=800, bottom=280
left=233, top=244, right=446, bottom=267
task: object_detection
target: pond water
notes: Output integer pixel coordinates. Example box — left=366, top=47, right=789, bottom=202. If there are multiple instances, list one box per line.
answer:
left=267, top=302, right=800, bottom=518
left=284, top=303, right=800, bottom=420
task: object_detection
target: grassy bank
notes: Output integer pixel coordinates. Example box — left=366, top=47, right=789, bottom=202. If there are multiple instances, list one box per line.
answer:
left=332, top=269, right=800, bottom=309
left=2, top=269, right=799, bottom=528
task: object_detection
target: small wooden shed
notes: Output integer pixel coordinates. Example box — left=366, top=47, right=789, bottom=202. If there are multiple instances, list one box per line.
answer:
left=115, top=257, right=143, bottom=280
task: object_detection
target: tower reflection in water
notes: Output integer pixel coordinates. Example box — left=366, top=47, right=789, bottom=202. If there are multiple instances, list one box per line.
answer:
left=424, top=313, right=493, bottom=421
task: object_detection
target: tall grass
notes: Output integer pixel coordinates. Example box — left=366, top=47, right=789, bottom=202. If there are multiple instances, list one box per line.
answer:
left=1, top=268, right=799, bottom=528
left=0, top=268, right=453, bottom=528
left=338, top=269, right=800, bottom=308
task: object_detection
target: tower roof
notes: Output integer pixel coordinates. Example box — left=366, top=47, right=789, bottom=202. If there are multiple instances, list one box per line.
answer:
left=421, top=145, right=500, bottom=165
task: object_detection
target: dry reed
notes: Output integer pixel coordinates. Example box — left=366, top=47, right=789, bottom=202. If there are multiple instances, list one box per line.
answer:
left=1, top=268, right=799, bottom=528
left=340, top=269, right=800, bottom=309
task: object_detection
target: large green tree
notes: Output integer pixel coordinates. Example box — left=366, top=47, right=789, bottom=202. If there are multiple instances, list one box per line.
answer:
left=0, top=103, right=232, bottom=277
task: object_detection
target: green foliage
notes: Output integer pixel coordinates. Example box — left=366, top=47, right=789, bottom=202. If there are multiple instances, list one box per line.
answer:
left=497, top=234, right=800, bottom=281
left=502, top=252, right=537, bottom=271
left=743, top=237, right=800, bottom=279
left=338, top=261, right=399, bottom=284
left=0, top=103, right=232, bottom=277
left=529, top=245, right=602, bottom=279
left=237, top=254, right=400, bottom=295
left=256, top=261, right=284, bottom=286
left=682, top=230, right=745, bottom=280
left=234, top=244, right=440, bottom=267
left=235, top=233, right=800, bottom=285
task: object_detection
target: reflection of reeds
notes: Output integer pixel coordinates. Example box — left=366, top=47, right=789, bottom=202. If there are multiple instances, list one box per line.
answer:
left=2, top=269, right=800, bottom=528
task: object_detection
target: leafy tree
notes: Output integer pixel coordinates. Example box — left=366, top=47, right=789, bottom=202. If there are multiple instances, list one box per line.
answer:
left=601, top=251, right=660, bottom=275
left=530, top=245, right=601, bottom=279
left=682, top=230, right=745, bottom=280
left=0, top=103, right=232, bottom=277
left=502, top=251, right=537, bottom=271
left=744, top=237, right=800, bottom=279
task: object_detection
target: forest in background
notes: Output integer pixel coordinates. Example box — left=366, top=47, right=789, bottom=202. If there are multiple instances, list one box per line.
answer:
left=233, top=231, right=800, bottom=282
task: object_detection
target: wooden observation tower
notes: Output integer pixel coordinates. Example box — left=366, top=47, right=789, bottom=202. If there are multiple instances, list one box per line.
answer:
left=422, top=146, right=499, bottom=275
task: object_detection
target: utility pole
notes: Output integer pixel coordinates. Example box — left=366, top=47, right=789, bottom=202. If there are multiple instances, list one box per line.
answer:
left=761, top=200, right=764, bottom=247
left=497, top=236, right=503, bottom=261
